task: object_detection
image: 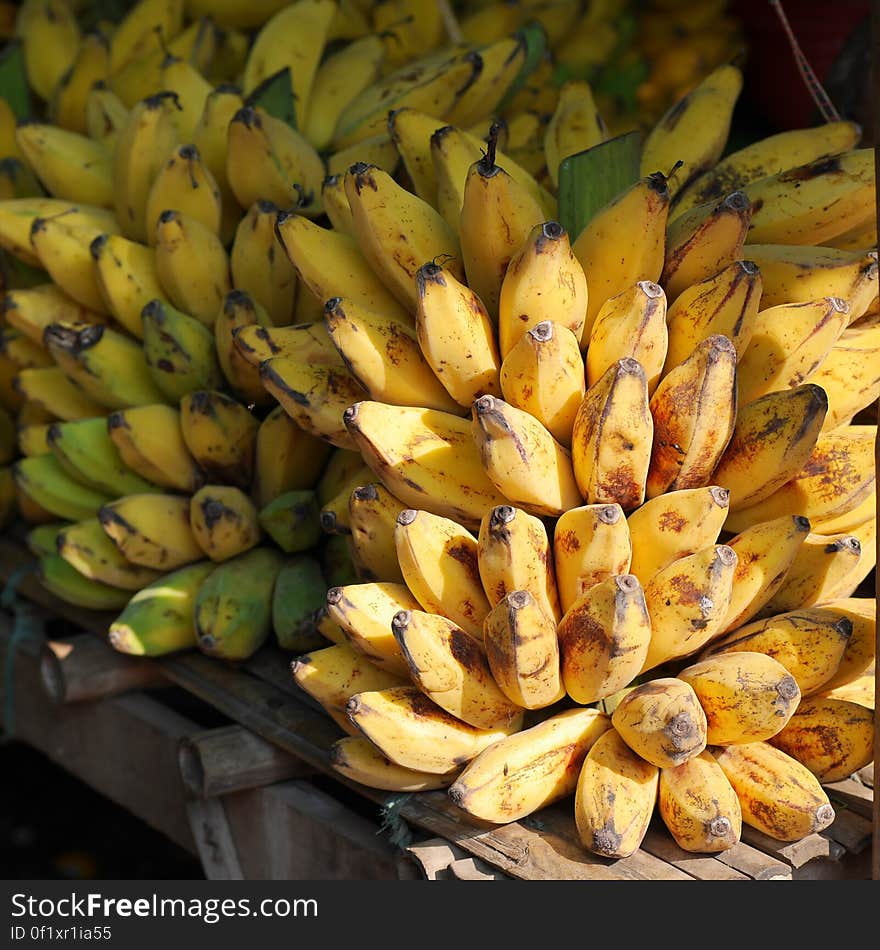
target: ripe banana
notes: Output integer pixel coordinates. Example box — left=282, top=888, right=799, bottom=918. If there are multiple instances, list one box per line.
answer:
left=189, top=484, right=262, bottom=562
left=98, top=492, right=204, bottom=570
left=329, top=735, right=459, bottom=792
left=179, top=389, right=259, bottom=490
left=814, top=597, right=876, bottom=695
left=811, top=313, right=880, bottom=431
left=29, top=214, right=110, bottom=313
left=348, top=482, right=407, bottom=585
left=143, top=143, right=222, bottom=245
left=56, top=517, right=164, bottom=591
left=543, top=78, right=607, bottom=189
left=2, top=281, right=105, bottom=347
left=214, top=290, right=275, bottom=408
left=15, top=366, right=106, bottom=421
left=90, top=232, right=166, bottom=340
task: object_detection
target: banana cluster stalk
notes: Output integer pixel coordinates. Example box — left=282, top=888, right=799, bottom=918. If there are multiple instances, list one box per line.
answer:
left=1, top=0, right=876, bottom=868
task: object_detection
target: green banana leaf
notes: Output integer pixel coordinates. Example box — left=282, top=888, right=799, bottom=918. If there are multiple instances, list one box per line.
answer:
left=244, top=66, right=297, bottom=129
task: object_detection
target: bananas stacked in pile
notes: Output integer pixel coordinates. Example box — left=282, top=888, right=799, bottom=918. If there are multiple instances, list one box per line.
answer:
left=0, top=0, right=875, bottom=862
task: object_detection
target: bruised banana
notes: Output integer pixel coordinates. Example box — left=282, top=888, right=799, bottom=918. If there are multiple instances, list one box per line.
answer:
left=347, top=482, right=407, bottom=585
left=329, top=735, right=460, bottom=793
left=179, top=389, right=259, bottom=490
left=189, top=484, right=262, bottom=563
left=214, top=290, right=276, bottom=408
left=98, top=492, right=203, bottom=571
left=56, top=517, right=164, bottom=591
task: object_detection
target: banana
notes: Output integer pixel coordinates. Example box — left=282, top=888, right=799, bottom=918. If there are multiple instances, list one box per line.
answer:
left=112, top=92, right=181, bottom=244
left=319, top=463, right=374, bottom=536
left=15, top=473, right=61, bottom=525
left=38, top=552, right=132, bottom=611
left=543, top=78, right=606, bottom=189
left=573, top=725, right=660, bottom=860
left=699, top=606, right=854, bottom=697
left=271, top=555, right=329, bottom=653
left=141, top=298, right=223, bottom=402
left=711, top=741, right=835, bottom=842
left=28, top=214, right=109, bottom=313
left=393, top=507, right=490, bottom=643
left=815, top=598, right=876, bottom=695
left=372, top=0, right=446, bottom=71
left=476, top=503, right=561, bottom=621
left=320, top=173, right=354, bottom=235
left=812, top=313, right=880, bottom=431
left=803, top=484, right=875, bottom=537
left=817, top=669, right=875, bottom=710
left=756, top=531, right=865, bottom=618
left=2, top=281, right=106, bottom=346
left=84, top=80, right=131, bottom=149
left=107, top=403, right=202, bottom=493
left=178, top=389, right=259, bottom=491
left=660, top=190, right=751, bottom=303
left=17, top=423, right=52, bottom=457
left=257, top=488, right=321, bottom=554
left=471, top=393, right=582, bottom=518
left=345, top=162, right=463, bottom=315
left=677, top=650, right=801, bottom=746
left=640, top=62, right=743, bottom=198
left=640, top=542, right=738, bottom=673
left=329, top=735, right=459, bottom=792
left=553, top=502, right=632, bottom=615
left=743, top=245, right=878, bottom=316
left=735, top=297, right=851, bottom=406
left=348, top=482, right=407, bottom=584
left=768, top=695, right=874, bottom=783
left=571, top=172, right=671, bottom=346
left=720, top=514, right=812, bottom=632
left=324, top=580, right=419, bottom=677
left=189, top=484, right=262, bottom=562
left=391, top=607, right=522, bottom=729
left=107, top=0, right=184, bottom=74
left=345, top=684, right=524, bottom=775
left=710, top=383, right=828, bottom=515
left=824, top=214, right=878, bottom=252
left=48, top=29, right=111, bottom=134
left=722, top=423, right=876, bottom=534
left=343, top=400, right=510, bottom=530
left=260, top=357, right=366, bottom=451
left=448, top=706, right=612, bottom=824
left=302, top=33, right=386, bottom=152
left=144, top=144, right=223, bottom=248
left=26, top=521, right=71, bottom=559
left=152, top=53, right=214, bottom=144
left=821, top=515, right=875, bottom=601
left=229, top=200, right=296, bottom=326
left=214, top=290, right=274, bottom=408
left=558, top=573, right=652, bottom=706
left=646, top=333, right=738, bottom=498
left=387, top=107, right=453, bottom=209
left=323, top=295, right=461, bottom=413
left=626, top=485, right=729, bottom=589
left=610, top=676, right=708, bottom=768
left=585, top=280, right=667, bottom=396
left=662, top=258, right=763, bottom=374
left=0, top=157, right=43, bottom=201
left=274, top=211, right=412, bottom=326
left=16, top=122, right=113, bottom=208
left=194, top=545, right=285, bottom=660
left=252, top=404, right=333, bottom=509
left=414, top=260, right=502, bottom=408
left=46, top=416, right=155, bottom=496
left=657, top=749, right=742, bottom=853
left=671, top=118, right=863, bottom=218
left=482, top=589, right=565, bottom=710
left=98, top=491, right=204, bottom=570
left=317, top=447, right=369, bottom=507
left=498, top=218, right=588, bottom=358
left=15, top=366, right=106, bottom=421
left=224, top=105, right=326, bottom=219
left=241, top=0, right=335, bottom=109
left=90, top=233, right=166, bottom=340
left=19, top=0, right=81, bottom=104
left=458, top=128, right=547, bottom=322
left=745, top=148, right=876, bottom=247
left=56, top=517, right=164, bottom=591
left=570, top=357, right=653, bottom=511
left=13, top=453, right=111, bottom=522
left=291, top=640, right=408, bottom=736
left=325, top=132, right=401, bottom=179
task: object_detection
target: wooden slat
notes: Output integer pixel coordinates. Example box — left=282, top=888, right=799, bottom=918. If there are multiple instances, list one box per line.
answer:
left=639, top=825, right=751, bottom=880
left=185, top=798, right=245, bottom=880
left=825, top=775, right=874, bottom=820
left=821, top=807, right=873, bottom=854
left=712, top=840, right=792, bottom=880
left=740, top=826, right=845, bottom=869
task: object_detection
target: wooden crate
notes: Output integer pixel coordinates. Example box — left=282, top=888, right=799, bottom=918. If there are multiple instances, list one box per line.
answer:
left=0, top=537, right=874, bottom=881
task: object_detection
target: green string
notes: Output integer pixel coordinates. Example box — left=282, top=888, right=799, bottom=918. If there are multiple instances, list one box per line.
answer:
left=378, top=793, right=415, bottom=850
left=2, top=562, right=45, bottom=742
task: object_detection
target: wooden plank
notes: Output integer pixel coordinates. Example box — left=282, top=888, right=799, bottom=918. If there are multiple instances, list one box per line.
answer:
left=178, top=724, right=314, bottom=798
left=711, top=840, right=792, bottom=880
left=825, top=775, right=874, bottom=820
left=740, top=826, right=845, bottom=869
left=185, top=798, right=244, bottom=880
left=821, top=807, right=873, bottom=854
left=639, top=825, right=751, bottom=880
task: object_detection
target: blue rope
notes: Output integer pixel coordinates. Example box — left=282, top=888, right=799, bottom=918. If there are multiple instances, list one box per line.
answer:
left=2, top=562, right=45, bottom=742
left=378, top=793, right=416, bottom=849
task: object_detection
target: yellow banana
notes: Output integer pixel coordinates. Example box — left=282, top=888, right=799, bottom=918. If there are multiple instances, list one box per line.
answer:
left=699, top=606, right=854, bottom=697
left=570, top=357, right=653, bottom=512
left=84, top=83, right=131, bottom=150
left=143, top=144, right=223, bottom=246
left=768, top=695, right=874, bottom=783
left=90, top=232, right=166, bottom=340
left=812, top=313, right=880, bottom=431
left=711, top=383, right=828, bottom=515
left=1, top=281, right=106, bottom=346
left=48, top=29, right=111, bottom=134
left=28, top=214, right=109, bottom=313
left=343, top=399, right=510, bottom=530
left=660, top=190, right=751, bottom=303
left=19, top=0, right=81, bottom=103
left=414, top=260, right=502, bottom=408
left=640, top=542, right=738, bottom=673
left=372, top=0, right=446, bottom=71
left=393, top=507, right=490, bottom=643
left=711, top=741, right=835, bottom=842
left=448, top=706, right=612, bottom=824
left=657, top=749, right=742, bottom=853
left=323, top=295, right=461, bottom=413
left=99, top=492, right=204, bottom=571
left=107, top=0, right=184, bottom=74
left=189, top=484, right=262, bottom=562
left=347, top=482, right=407, bottom=584
left=274, top=211, right=412, bottom=326
left=56, top=517, right=164, bottom=591
left=329, top=734, right=460, bottom=792
left=319, top=462, right=373, bottom=536
left=319, top=173, right=354, bottom=235
left=574, top=725, right=659, bottom=860
left=552, top=502, right=632, bottom=615
left=735, top=296, right=851, bottom=406
left=15, top=366, right=105, bottom=421
left=610, top=676, right=708, bottom=768
left=812, top=598, right=876, bottom=695
left=324, top=580, right=420, bottom=677
left=346, top=682, right=524, bottom=775
left=179, top=389, right=259, bottom=490
left=558, top=572, right=652, bottom=706
left=471, top=393, right=582, bottom=518
left=482, top=589, right=565, bottom=710
left=107, top=403, right=202, bottom=493
left=233, top=318, right=343, bottom=370
left=640, top=62, right=743, bottom=198
left=543, top=78, right=607, bottom=189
